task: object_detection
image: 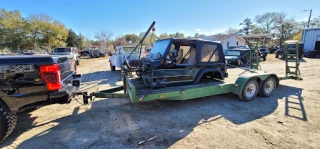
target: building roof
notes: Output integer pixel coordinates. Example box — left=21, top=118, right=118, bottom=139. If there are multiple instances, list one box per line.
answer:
left=303, top=27, right=320, bottom=31
left=209, top=33, right=236, bottom=40
left=241, top=33, right=274, bottom=39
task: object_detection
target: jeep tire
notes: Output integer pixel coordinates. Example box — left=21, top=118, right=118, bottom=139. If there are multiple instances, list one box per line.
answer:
left=0, top=100, right=17, bottom=142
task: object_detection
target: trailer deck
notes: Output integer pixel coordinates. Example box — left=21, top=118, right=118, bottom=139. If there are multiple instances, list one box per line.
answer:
left=84, top=41, right=303, bottom=104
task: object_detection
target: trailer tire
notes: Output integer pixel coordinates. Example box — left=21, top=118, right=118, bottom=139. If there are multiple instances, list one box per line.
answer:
left=0, top=100, right=17, bottom=142
left=260, top=76, right=276, bottom=97
left=239, top=79, right=259, bottom=101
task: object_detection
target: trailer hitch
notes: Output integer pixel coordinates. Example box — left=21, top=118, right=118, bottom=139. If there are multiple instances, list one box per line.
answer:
left=75, top=91, right=93, bottom=104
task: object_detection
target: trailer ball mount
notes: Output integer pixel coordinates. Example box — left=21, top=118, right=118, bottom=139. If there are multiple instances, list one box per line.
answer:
left=75, top=91, right=93, bottom=104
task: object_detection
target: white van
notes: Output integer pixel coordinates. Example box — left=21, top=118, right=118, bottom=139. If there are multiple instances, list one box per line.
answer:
left=53, top=47, right=80, bottom=65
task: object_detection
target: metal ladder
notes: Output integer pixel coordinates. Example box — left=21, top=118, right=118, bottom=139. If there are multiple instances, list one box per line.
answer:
left=249, top=42, right=261, bottom=70
left=284, top=42, right=303, bottom=80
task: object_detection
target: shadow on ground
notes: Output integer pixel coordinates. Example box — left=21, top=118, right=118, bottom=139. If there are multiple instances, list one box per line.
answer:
left=1, top=85, right=306, bottom=149
left=81, top=71, right=121, bottom=88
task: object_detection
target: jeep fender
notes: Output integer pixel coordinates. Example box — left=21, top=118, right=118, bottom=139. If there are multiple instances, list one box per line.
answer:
left=193, top=68, right=223, bottom=84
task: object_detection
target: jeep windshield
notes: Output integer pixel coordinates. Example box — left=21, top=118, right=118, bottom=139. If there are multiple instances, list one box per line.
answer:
left=147, top=39, right=171, bottom=59
left=225, top=50, right=241, bottom=56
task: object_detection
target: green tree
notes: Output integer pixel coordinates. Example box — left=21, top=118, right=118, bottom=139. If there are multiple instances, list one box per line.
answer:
left=0, top=9, right=29, bottom=50
left=310, top=15, right=320, bottom=28
left=77, top=33, right=86, bottom=49
left=255, top=12, right=280, bottom=33
left=124, top=34, right=139, bottom=44
left=169, top=32, right=185, bottom=38
left=239, top=18, right=253, bottom=35
left=159, top=33, right=170, bottom=39
left=66, top=29, right=79, bottom=47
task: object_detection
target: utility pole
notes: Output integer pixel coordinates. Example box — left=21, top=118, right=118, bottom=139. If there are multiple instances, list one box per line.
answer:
left=304, top=9, right=312, bottom=28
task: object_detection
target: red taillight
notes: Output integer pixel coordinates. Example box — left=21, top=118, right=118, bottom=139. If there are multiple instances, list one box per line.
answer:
left=40, top=64, right=61, bottom=91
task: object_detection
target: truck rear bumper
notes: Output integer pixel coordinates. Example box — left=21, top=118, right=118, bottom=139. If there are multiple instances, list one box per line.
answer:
left=49, top=74, right=81, bottom=99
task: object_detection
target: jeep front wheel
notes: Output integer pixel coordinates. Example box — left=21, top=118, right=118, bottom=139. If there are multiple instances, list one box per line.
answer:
left=0, top=100, right=17, bottom=142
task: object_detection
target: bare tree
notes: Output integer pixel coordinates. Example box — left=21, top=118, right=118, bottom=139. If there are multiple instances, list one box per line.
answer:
left=95, top=29, right=113, bottom=53
left=224, top=27, right=238, bottom=35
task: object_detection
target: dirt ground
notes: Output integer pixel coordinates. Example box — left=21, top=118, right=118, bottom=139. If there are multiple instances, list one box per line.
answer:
left=1, top=54, right=320, bottom=149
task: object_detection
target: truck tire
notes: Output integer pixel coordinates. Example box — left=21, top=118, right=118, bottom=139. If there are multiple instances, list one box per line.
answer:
left=0, top=100, right=17, bottom=142
left=110, top=62, right=115, bottom=71
left=76, top=60, right=80, bottom=66
left=275, top=53, right=279, bottom=58
left=239, top=79, right=259, bottom=101
left=260, top=76, right=276, bottom=97
left=263, top=57, right=266, bottom=61
left=299, top=54, right=304, bottom=59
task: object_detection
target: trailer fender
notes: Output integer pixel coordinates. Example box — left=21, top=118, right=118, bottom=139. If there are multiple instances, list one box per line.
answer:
left=233, top=73, right=279, bottom=95
left=193, top=68, right=223, bottom=84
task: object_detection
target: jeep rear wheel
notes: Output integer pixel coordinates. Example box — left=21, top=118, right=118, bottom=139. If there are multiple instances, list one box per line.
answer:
left=0, top=100, right=17, bottom=142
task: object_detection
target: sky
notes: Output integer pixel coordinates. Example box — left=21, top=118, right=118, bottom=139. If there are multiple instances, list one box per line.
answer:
left=1, top=0, right=319, bottom=39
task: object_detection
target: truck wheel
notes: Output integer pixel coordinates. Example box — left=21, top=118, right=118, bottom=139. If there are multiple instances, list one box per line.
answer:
left=76, top=60, right=80, bottom=66
left=239, top=79, right=259, bottom=101
left=299, top=54, right=304, bottom=59
left=263, top=57, right=266, bottom=61
left=0, top=100, right=17, bottom=142
left=275, top=53, right=279, bottom=58
left=110, top=62, right=115, bottom=71
left=260, top=76, right=276, bottom=97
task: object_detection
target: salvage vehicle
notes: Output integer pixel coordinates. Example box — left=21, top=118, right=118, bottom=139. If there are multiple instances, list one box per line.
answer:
left=82, top=22, right=302, bottom=108
left=109, top=46, right=145, bottom=71
left=269, top=45, right=279, bottom=54
left=136, top=38, right=227, bottom=87
left=275, top=40, right=304, bottom=59
left=225, top=49, right=250, bottom=66
left=90, top=49, right=101, bottom=58
left=0, top=55, right=81, bottom=142
left=52, top=47, right=81, bottom=65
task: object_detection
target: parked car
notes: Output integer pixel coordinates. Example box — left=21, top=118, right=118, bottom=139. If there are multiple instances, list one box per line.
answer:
left=269, top=45, right=279, bottom=54
left=80, top=50, right=90, bottom=57
left=259, top=48, right=268, bottom=61
left=90, top=49, right=100, bottom=58
left=225, top=49, right=250, bottom=66
left=22, top=50, right=35, bottom=55
left=0, top=55, right=81, bottom=142
left=109, top=46, right=143, bottom=71
left=275, top=40, right=304, bottom=59
left=52, top=47, right=81, bottom=65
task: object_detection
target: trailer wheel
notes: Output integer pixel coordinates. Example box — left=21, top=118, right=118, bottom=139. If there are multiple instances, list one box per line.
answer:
left=260, top=76, right=276, bottom=97
left=239, top=79, right=259, bottom=101
left=0, top=100, right=17, bottom=142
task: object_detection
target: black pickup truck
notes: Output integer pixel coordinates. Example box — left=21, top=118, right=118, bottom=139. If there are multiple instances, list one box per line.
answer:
left=0, top=55, right=81, bottom=142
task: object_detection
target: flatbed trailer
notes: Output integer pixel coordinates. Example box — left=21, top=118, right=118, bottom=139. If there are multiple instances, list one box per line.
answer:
left=82, top=42, right=303, bottom=104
